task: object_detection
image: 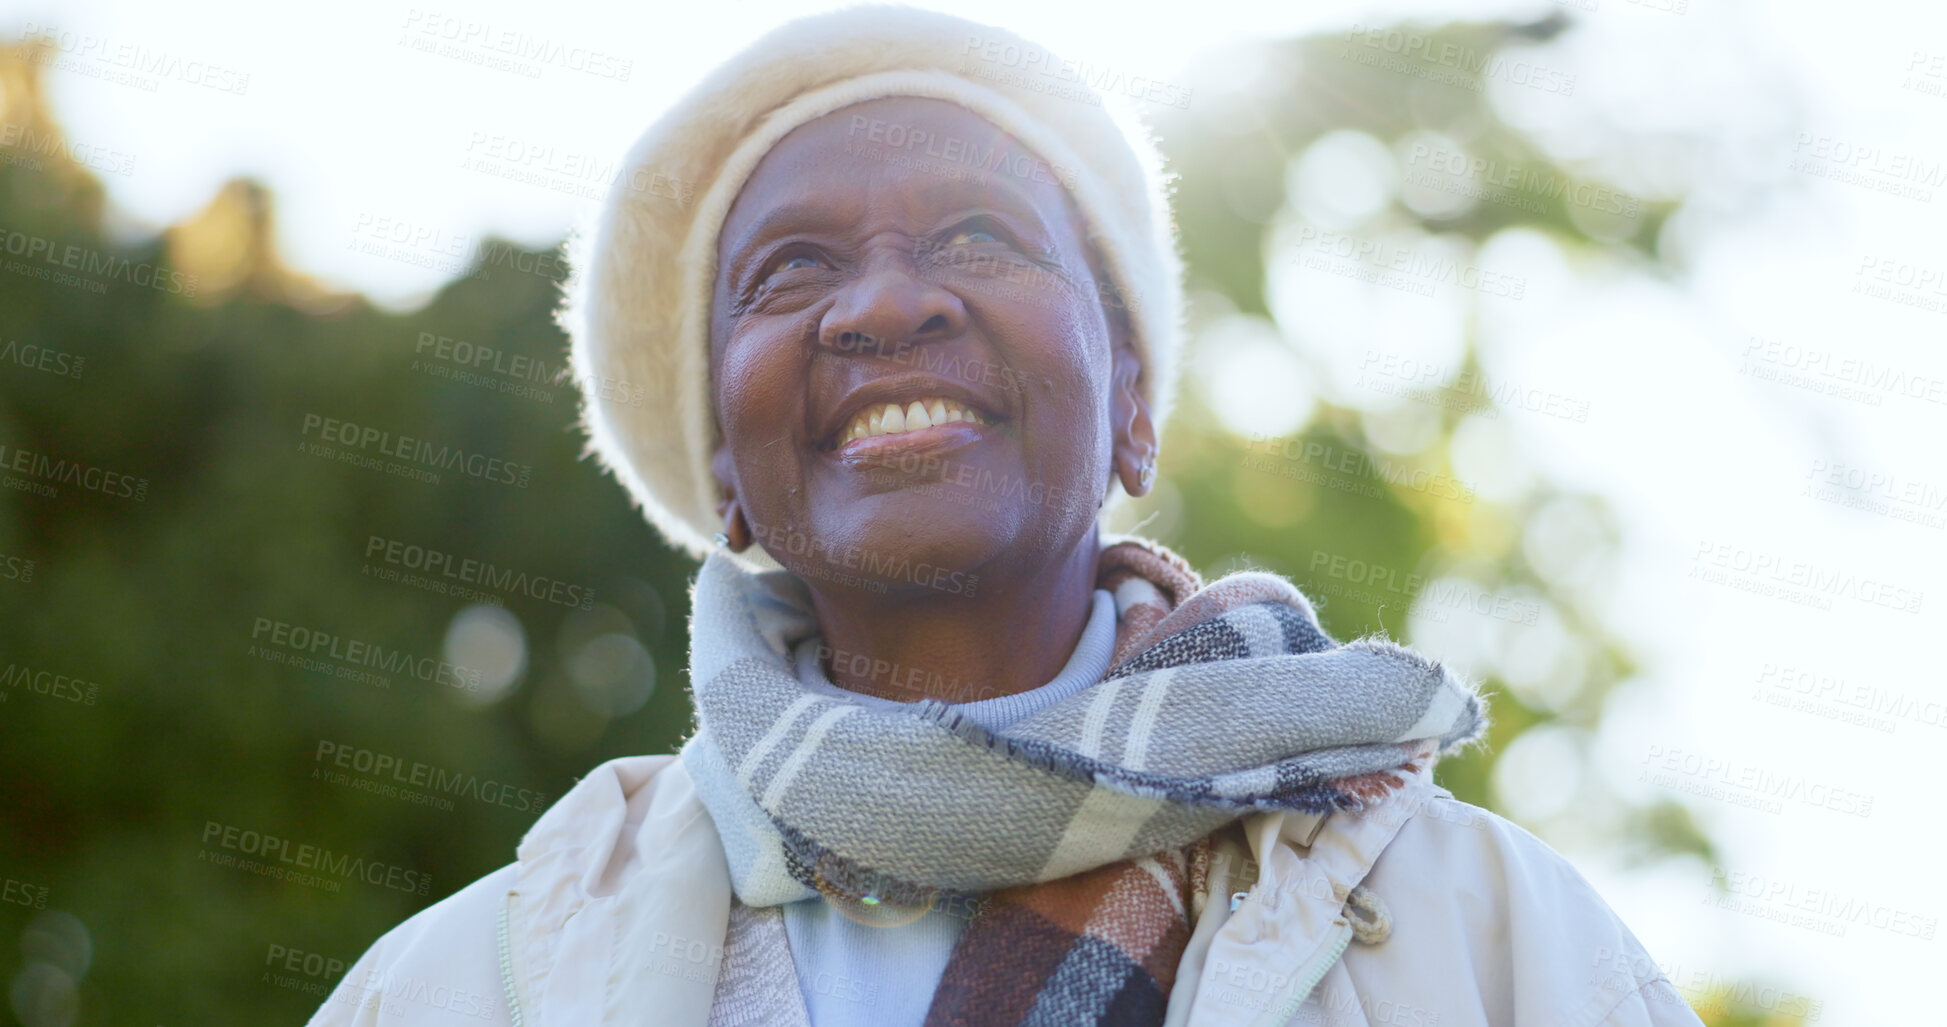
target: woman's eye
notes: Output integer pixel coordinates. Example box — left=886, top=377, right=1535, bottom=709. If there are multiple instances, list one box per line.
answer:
left=773, top=254, right=821, bottom=273
left=947, top=228, right=999, bottom=245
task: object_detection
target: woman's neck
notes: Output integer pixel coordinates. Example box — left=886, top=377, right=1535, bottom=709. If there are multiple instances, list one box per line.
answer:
left=805, top=531, right=1101, bottom=704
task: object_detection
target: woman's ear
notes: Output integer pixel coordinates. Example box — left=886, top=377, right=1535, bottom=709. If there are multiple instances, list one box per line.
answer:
left=1108, top=336, right=1158, bottom=499
left=711, top=442, right=753, bottom=551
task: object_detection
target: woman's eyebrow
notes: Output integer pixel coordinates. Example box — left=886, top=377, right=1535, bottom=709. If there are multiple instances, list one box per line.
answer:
left=909, top=173, right=1047, bottom=223
left=723, top=202, right=847, bottom=263
left=725, top=174, right=1055, bottom=261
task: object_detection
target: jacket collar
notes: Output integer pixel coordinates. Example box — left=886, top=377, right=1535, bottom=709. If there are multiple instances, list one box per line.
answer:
left=505, top=755, right=730, bottom=1024
left=499, top=757, right=1443, bottom=1026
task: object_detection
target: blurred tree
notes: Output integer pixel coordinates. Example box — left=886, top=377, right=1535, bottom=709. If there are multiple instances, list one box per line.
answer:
left=1118, top=13, right=1720, bottom=862
left=0, top=39, right=693, bottom=1024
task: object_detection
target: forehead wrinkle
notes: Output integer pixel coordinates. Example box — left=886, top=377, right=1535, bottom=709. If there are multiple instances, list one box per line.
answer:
left=725, top=102, right=1072, bottom=252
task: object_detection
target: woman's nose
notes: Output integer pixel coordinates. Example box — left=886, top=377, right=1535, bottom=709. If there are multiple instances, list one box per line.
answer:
left=818, top=262, right=968, bottom=357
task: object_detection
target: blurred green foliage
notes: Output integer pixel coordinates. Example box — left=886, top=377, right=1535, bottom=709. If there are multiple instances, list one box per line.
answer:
left=0, top=16, right=1796, bottom=1026
left=1138, top=15, right=1720, bottom=859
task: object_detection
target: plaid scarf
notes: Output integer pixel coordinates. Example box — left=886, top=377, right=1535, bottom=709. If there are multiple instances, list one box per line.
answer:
left=680, top=537, right=1485, bottom=1026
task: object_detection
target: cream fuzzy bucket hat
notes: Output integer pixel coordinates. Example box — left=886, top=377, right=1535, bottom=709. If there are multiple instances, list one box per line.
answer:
left=555, top=5, right=1185, bottom=566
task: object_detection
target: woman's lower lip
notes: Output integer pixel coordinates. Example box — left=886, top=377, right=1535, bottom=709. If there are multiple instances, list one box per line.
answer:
left=830, top=422, right=988, bottom=462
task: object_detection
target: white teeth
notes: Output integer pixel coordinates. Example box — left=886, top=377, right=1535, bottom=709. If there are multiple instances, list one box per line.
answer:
left=842, top=397, right=985, bottom=443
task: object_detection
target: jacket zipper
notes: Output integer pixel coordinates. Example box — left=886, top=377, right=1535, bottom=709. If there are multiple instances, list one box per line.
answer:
left=1266, top=920, right=1352, bottom=1027
left=497, top=895, right=527, bottom=1027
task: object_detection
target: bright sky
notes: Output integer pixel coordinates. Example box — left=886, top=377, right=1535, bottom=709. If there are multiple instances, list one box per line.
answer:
left=12, top=0, right=1937, bottom=1019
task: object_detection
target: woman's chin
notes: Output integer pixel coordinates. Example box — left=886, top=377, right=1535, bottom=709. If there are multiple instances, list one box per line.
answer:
left=773, top=502, right=1014, bottom=597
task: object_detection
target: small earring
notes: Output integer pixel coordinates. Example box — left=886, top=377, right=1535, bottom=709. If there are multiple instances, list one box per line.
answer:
left=712, top=532, right=731, bottom=548
left=1139, top=462, right=1156, bottom=491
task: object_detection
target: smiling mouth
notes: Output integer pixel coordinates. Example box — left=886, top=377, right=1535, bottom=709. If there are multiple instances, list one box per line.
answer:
left=834, top=397, right=991, bottom=447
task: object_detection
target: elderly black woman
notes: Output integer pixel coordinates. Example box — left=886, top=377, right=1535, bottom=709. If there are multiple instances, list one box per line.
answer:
left=312, top=8, right=1700, bottom=1027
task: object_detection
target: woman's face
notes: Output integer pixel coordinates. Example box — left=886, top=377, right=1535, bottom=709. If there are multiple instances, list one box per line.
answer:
left=710, top=96, right=1148, bottom=589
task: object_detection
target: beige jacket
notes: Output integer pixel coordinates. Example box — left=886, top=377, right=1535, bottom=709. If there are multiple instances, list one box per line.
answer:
left=308, top=754, right=1700, bottom=1027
